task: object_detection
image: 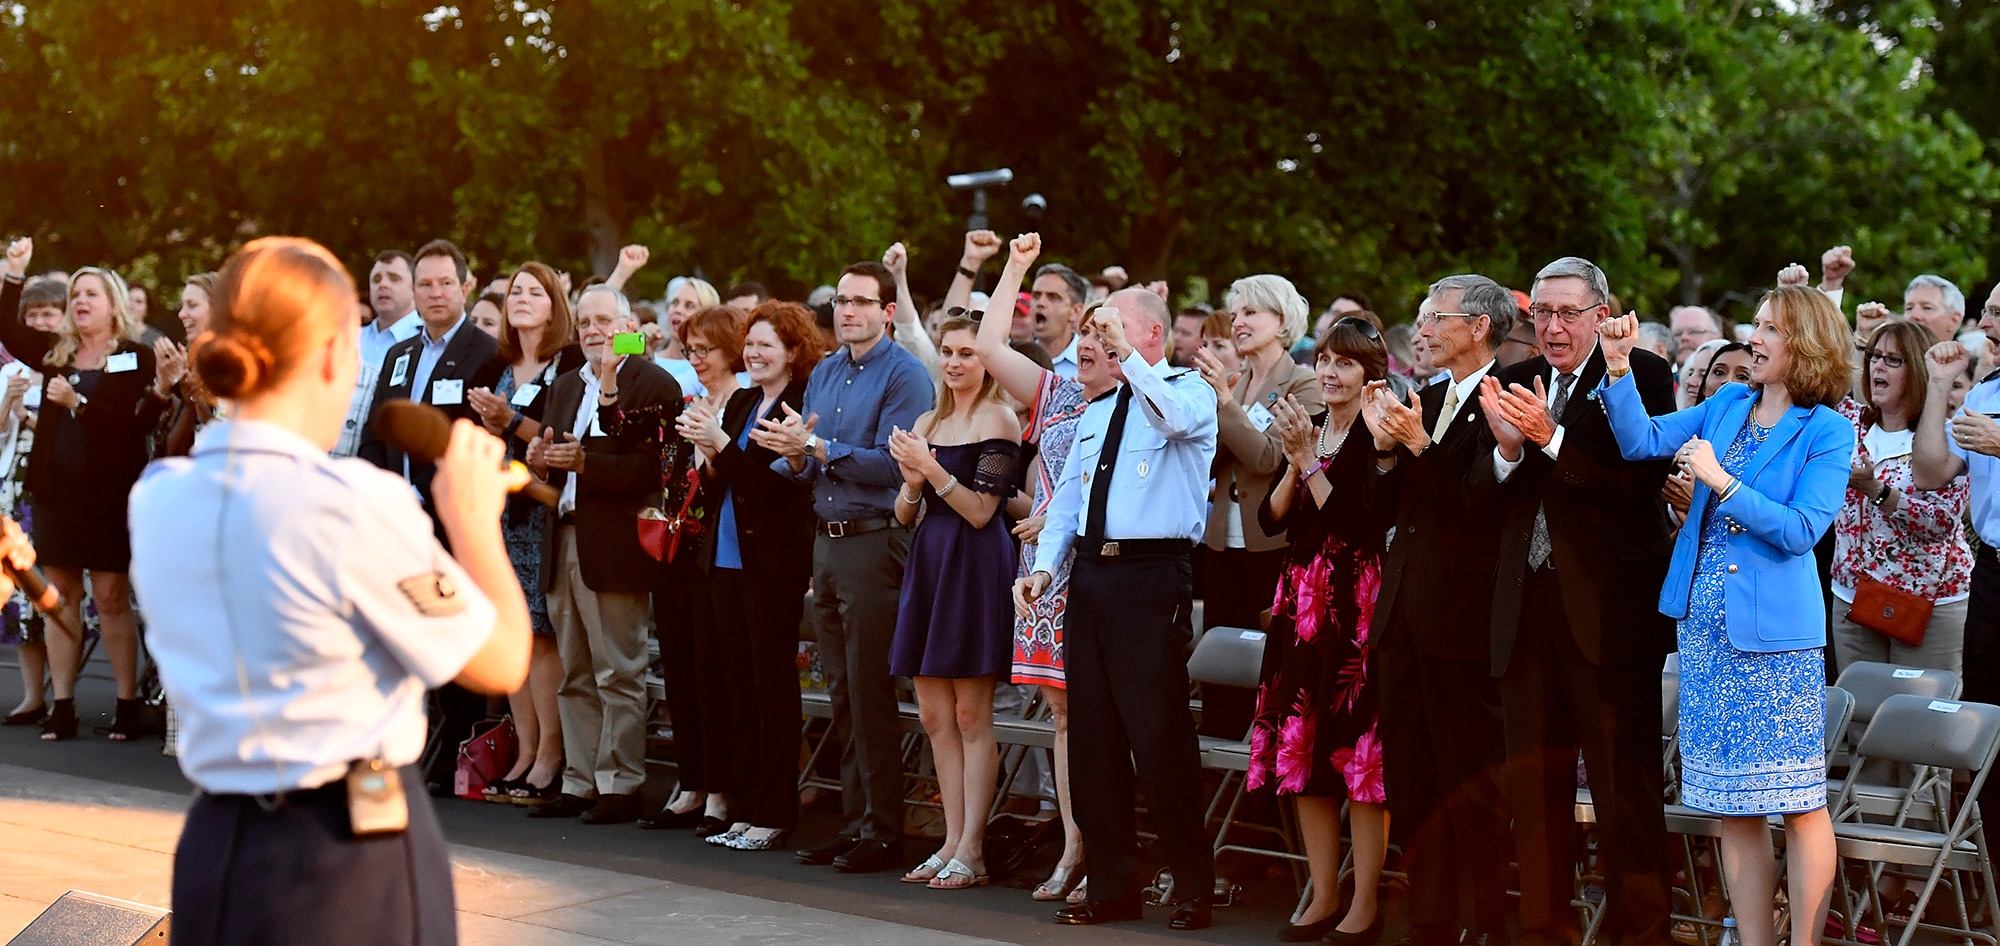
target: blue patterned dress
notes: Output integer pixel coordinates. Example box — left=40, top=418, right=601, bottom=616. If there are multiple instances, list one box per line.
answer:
left=1677, top=418, right=1826, bottom=815
left=495, top=370, right=555, bottom=639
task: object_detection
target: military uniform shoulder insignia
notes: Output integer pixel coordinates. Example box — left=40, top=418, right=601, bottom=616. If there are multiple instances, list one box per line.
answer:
left=397, top=572, right=467, bottom=617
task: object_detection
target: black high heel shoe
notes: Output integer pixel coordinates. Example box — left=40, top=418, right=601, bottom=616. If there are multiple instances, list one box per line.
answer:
left=2, top=704, right=45, bottom=726
left=1322, top=912, right=1385, bottom=946
left=39, top=699, right=76, bottom=742
left=105, top=698, right=144, bottom=742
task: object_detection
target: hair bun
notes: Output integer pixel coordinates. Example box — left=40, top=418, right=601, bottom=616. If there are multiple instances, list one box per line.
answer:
left=192, top=331, right=272, bottom=400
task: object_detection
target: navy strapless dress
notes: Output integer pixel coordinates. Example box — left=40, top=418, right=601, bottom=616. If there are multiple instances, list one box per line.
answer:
left=890, top=438, right=1021, bottom=678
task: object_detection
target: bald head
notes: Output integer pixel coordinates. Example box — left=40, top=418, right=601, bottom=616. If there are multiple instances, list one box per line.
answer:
left=1107, top=287, right=1172, bottom=363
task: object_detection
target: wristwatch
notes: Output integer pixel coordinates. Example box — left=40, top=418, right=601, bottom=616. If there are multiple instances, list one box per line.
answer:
left=1874, top=483, right=1894, bottom=507
left=805, top=433, right=821, bottom=457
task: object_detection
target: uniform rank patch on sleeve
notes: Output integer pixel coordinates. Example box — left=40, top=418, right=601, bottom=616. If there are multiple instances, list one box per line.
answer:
left=397, top=573, right=467, bottom=617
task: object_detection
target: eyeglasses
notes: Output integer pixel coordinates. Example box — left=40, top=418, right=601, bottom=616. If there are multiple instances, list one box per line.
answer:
left=1415, top=311, right=1479, bottom=327
left=1864, top=351, right=1907, bottom=370
left=832, top=296, right=883, bottom=309
left=1332, top=316, right=1381, bottom=340
left=685, top=345, right=717, bottom=360
left=1982, top=306, right=2000, bottom=323
left=1526, top=303, right=1606, bottom=327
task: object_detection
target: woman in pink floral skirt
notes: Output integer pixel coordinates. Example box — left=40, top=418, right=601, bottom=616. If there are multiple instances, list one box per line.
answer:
left=1251, top=318, right=1393, bottom=945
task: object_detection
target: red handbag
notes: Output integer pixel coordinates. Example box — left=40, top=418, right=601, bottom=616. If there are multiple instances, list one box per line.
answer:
left=454, top=717, right=519, bottom=801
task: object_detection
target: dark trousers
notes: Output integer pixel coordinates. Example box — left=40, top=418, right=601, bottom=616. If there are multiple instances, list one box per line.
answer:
left=1966, top=550, right=2000, bottom=853
left=422, top=683, right=484, bottom=790
left=171, top=766, right=454, bottom=946
left=1501, top=566, right=1672, bottom=946
left=812, top=527, right=910, bottom=841
left=1066, top=551, right=1216, bottom=905
left=1379, top=609, right=1511, bottom=945
left=712, top=564, right=809, bottom=830
left=656, top=556, right=729, bottom=792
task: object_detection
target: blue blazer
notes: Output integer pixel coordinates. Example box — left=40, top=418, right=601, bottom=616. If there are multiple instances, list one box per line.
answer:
left=1599, top=378, right=1854, bottom=652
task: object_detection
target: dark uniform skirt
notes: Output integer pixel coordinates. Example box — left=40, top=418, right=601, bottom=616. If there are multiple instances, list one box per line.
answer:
left=170, top=765, right=455, bottom=946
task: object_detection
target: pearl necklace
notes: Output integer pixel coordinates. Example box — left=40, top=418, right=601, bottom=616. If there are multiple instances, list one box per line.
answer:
left=1316, top=415, right=1351, bottom=458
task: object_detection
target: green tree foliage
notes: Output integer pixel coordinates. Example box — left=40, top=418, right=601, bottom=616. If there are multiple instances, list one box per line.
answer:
left=0, top=1, right=1992, bottom=321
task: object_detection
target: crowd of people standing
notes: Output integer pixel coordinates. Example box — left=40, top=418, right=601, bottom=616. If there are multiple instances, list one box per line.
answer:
left=9, top=221, right=2000, bottom=946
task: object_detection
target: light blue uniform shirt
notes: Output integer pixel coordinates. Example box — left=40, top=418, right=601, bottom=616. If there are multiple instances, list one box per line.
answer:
left=129, top=420, right=496, bottom=794
left=1033, top=350, right=1218, bottom=575
left=1950, top=375, right=2000, bottom=547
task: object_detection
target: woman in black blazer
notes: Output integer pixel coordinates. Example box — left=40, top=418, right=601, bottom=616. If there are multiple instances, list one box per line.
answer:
left=0, top=243, right=166, bottom=743
left=675, top=301, right=821, bottom=850
left=465, top=261, right=587, bottom=804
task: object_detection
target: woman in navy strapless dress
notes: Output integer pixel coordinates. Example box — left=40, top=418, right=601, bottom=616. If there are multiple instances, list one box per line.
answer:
left=889, top=316, right=1022, bottom=892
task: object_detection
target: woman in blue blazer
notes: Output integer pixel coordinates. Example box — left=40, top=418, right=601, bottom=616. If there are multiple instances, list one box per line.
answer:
left=1597, top=286, right=1854, bottom=946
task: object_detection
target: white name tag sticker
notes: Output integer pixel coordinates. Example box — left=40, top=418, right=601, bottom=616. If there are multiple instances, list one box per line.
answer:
left=1893, top=668, right=1925, bottom=679
left=430, top=379, right=464, bottom=406
left=1240, top=631, right=1267, bottom=642
left=1246, top=401, right=1276, bottom=432
left=510, top=382, right=541, bottom=407
left=105, top=352, right=138, bottom=374
left=1930, top=700, right=1962, bottom=713
left=390, top=354, right=410, bottom=387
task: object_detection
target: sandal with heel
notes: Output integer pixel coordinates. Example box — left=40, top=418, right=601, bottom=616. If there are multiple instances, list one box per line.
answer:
left=39, top=699, right=76, bottom=742
left=105, top=698, right=144, bottom=742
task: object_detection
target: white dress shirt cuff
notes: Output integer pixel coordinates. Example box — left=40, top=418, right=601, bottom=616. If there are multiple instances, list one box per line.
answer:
left=1493, top=446, right=1523, bottom=481
left=1542, top=424, right=1565, bottom=460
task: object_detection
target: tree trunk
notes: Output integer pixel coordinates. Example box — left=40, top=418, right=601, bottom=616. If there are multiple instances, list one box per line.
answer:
left=581, top=137, right=624, bottom=277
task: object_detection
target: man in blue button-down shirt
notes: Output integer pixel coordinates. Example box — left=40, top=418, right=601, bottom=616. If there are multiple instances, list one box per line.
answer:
left=1016, top=288, right=1220, bottom=930
left=756, top=260, right=931, bottom=872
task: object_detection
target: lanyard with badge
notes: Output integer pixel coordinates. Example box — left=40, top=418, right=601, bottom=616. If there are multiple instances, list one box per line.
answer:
left=214, top=425, right=408, bottom=835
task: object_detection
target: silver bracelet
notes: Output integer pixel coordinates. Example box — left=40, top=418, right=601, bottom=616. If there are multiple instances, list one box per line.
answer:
left=936, top=475, right=959, bottom=499
left=898, top=488, right=922, bottom=505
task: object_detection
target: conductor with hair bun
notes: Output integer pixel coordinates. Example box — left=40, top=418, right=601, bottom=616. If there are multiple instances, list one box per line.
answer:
left=127, top=237, right=532, bottom=945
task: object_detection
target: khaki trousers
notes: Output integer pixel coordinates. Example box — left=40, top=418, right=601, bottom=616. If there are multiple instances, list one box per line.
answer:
left=550, top=525, right=651, bottom=797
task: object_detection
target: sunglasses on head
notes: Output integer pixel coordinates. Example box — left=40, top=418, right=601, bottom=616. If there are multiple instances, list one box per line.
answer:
left=1332, top=316, right=1381, bottom=340
left=945, top=305, right=986, bottom=322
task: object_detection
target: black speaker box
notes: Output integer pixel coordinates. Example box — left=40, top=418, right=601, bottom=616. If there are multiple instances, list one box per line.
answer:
left=4, top=891, right=169, bottom=945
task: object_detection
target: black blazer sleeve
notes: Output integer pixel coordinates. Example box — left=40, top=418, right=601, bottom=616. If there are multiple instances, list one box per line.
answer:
left=0, top=277, right=52, bottom=369
left=582, top=359, right=683, bottom=498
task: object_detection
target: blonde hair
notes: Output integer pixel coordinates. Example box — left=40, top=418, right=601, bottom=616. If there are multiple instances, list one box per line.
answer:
left=1761, top=285, right=1854, bottom=408
left=48, top=267, right=142, bottom=369
left=922, top=316, right=1003, bottom=436
left=1226, top=274, right=1310, bottom=349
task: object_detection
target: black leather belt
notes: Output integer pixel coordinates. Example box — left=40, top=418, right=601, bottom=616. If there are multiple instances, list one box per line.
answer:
left=817, top=515, right=898, bottom=538
left=1079, top=538, right=1192, bottom=560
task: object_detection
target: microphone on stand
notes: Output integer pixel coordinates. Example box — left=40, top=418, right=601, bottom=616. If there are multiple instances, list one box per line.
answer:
left=371, top=400, right=561, bottom=508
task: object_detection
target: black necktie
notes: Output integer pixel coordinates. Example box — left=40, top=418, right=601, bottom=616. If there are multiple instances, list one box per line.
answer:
left=1083, top=385, right=1133, bottom=542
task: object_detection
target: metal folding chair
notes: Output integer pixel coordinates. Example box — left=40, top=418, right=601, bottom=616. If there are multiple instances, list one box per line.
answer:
left=1828, top=695, right=2000, bottom=946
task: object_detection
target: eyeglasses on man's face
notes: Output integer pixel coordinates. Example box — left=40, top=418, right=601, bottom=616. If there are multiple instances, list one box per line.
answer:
left=1415, top=311, right=1480, bottom=328
left=1527, top=302, right=1606, bottom=327
left=833, top=296, right=884, bottom=310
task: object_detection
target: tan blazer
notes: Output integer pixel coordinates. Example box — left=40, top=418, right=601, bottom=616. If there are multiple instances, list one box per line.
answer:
left=1204, top=357, right=1325, bottom=552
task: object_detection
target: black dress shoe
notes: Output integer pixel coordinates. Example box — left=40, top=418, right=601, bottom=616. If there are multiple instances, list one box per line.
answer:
left=1278, top=916, right=1339, bottom=942
left=579, top=793, right=640, bottom=825
left=1324, top=914, right=1386, bottom=946
left=637, top=805, right=703, bottom=830
left=796, top=835, right=860, bottom=866
left=693, top=815, right=731, bottom=838
left=1169, top=898, right=1213, bottom=931
left=527, top=793, right=597, bottom=819
left=1055, top=900, right=1143, bottom=925
left=831, top=838, right=905, bottom=873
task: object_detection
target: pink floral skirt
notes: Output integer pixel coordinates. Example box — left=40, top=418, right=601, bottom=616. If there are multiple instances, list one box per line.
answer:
left=1245, top=533, right=1385, bottom=803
